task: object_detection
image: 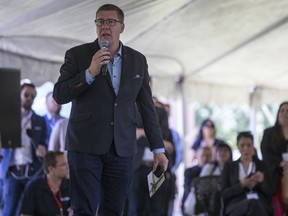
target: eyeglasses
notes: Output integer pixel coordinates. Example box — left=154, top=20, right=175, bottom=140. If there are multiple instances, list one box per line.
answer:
left=94, top=19, right=122, bottom=26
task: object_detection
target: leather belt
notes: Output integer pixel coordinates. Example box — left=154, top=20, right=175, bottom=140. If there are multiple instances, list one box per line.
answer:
left=9, top=164, right=29, bottom=171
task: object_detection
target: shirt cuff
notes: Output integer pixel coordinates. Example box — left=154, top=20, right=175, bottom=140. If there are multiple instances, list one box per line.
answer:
left=153, top=148, right=165, bottom=154
left=85, top=69, right=94, bottom=85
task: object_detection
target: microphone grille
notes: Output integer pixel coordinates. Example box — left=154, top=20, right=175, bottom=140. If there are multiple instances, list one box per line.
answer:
left=99, top=40, right=109, bottom=48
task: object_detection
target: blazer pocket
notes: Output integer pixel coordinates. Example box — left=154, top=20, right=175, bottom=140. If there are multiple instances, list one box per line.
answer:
left=70, top=113, right=91, bottom=122
left=132, top=74, right=144, bottom=79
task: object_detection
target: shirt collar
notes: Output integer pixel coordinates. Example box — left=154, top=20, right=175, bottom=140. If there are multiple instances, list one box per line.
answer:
left=23, top=111, right=33, bottom=120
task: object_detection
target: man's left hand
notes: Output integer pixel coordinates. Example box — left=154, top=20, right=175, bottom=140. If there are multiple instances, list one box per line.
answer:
left=153, top=153, right=168, bottom=172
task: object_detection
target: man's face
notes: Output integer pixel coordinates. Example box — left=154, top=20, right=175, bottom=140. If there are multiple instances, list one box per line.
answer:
left=96, top=10, right=125, bottom=48
left=21, top=86, right=36, bottom=111
left=52, top=154, right=69, bottom=179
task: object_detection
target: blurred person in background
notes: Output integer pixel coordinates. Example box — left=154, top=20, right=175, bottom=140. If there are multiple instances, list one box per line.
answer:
left=197, top=142, right=232, bottom=216
left=191, top=119, right=225, bottom=160
left=163, top=103, right=183, bottom=216
left=261, top=101, right=288, bottom=215
left=221, top=131, right=273, bottom=216
left=48, top=118, right=69, bottom=153
left=43, top=91, right=64, bottom=146
left=126, top=98, right=173, bottom=216
left=1, top=81, right=47, bottom=216
left=182, top=146, right=212, bottom=215
left=21, top=151, right=71, bottom=216
left=200, top=141, right=232, bottom=177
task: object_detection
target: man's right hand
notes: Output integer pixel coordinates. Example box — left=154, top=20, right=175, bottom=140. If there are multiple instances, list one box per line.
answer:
left=88, top=48, right=110, bottom=77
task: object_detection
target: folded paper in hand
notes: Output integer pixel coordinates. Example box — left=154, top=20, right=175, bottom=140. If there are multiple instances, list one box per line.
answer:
left=147, top=171, right=165, bottom=197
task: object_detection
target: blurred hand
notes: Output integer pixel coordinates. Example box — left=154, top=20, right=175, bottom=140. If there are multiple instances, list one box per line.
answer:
left=136, top=128, right=145, bottom=139
left=280, top=160, right=288, bottom=175
left=68, top=207, right=74, bottom=216
left=240, top=175, right=258, bottom=188
left=251, top=171, right=264, bottom=183
left=36, top=145, right=46, bottom=157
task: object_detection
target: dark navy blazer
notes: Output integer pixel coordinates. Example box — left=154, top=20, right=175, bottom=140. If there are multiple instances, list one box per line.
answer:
left=0, top=111, right=47, bottom=179
left=53, top=39, right=164, bottom=157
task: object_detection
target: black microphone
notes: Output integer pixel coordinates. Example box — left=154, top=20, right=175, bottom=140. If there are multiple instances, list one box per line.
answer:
left=26, top=128, right=37, bottom=150
left=99, top=40, right=109, bottom=76
left=26, top=128, right=42, bottom=162
left=26, top=128, right=33, bottom=139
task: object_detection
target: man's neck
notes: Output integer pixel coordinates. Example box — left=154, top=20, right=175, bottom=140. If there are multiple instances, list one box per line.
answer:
left=109, top=41, right=121, bottom=61
left=47, top=112, right=60, bottom=120
left=21, top=108, right=31, bottom=118
left=47, top=174, right=62, bottom=194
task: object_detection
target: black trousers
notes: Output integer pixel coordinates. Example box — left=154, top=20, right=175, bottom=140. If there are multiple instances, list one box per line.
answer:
left=226, top=199, right=272, bottom=216
left=127, top=164, right=168, bottom=216
left=68, top=143, right=133, bottom=216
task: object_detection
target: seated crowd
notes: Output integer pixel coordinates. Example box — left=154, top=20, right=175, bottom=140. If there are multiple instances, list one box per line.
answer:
left=0, top=79, right=287, bottom=216
left=182, top=101, right=288, bottom=216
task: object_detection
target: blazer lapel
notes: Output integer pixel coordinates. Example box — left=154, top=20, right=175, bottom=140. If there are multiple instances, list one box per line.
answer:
left=118, top=46, right=131, bottom=96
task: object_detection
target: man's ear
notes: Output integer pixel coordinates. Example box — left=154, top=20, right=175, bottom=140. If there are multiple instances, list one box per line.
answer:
left=120, top=24, right=125, bottom=33
left=47, top=166, right=54, bottom=173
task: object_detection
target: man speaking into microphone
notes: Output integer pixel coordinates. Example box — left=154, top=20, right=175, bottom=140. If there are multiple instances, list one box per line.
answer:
left=53, top=3, right=168, bottom=216
left=99, top=39, right=109, bottom=76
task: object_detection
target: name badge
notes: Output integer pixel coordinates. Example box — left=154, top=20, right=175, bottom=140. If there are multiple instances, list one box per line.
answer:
left=246, top=192, right=259, bottom=200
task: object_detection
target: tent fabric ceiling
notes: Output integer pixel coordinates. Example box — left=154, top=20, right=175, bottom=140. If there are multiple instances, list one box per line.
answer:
left=1, top=0, right=288, bottom=105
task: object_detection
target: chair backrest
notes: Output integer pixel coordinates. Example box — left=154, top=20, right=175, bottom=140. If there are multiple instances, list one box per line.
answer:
left=193, top=175, right=222, bottom=215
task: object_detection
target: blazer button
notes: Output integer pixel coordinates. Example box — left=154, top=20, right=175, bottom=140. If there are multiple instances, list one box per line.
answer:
left=110, top=122, right=114, bottom=126
left=114, top=103, right=117, bottom=107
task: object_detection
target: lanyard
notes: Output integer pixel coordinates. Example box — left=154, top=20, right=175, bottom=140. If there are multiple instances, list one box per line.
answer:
left=47, top=178, right=63, bottom=216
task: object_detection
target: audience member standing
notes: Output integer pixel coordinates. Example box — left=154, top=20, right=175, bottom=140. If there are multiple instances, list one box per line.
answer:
left=48, top=118, right=69, bottom=152
left=21, top=151, right=71, bottom=216
left=1, top=81, right=47, bottom=216
left=127, top=99, right=172, bottom=216
left=261, top=101, right=288, bottom=215
left=163, top=103, right=183, bottom=216
left=53, top=4, right=168, bottom=215
left=43, top=91, right=63, bottom=145
left=221, top=131, right=273, bottom=216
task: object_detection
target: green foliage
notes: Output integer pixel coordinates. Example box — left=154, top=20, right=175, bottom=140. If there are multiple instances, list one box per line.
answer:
left=193, top=102, right=278, bottom=152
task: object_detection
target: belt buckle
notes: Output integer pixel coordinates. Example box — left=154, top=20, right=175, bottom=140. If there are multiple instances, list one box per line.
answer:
left=16, top=165, right=22, bottom=170
left=16, top=164, right=27, bottom=170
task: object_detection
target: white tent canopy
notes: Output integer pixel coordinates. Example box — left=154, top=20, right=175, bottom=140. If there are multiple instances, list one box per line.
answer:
left=1, top=0, right=288, bottom=106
